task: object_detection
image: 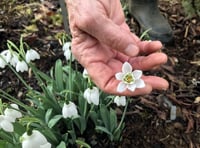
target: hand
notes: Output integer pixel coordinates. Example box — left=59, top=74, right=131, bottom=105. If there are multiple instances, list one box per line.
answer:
left=65, top=0, right=169, bottom=96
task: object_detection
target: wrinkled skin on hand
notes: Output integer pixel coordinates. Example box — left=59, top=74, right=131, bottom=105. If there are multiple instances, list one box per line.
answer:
left=65, top=0, right=169, bottom=96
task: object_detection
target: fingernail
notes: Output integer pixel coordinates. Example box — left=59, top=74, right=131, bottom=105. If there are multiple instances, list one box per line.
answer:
left=124, top=44, right=139, bottom=56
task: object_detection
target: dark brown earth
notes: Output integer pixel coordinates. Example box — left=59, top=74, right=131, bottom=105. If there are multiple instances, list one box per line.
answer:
left=0, top=0, right=200, bottom=148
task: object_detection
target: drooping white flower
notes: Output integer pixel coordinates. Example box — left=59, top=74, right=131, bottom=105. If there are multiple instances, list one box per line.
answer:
left=25, top=49, right=40, bottom=63
left=115, top=62, right=145, bottom=92
left=0, top=57, right=7, bottom=68
left=4, top=104, right=22, bottom=122
left=62, top=42, right=71, bottom=51
left=62, top=102, right=79, bottom=119
left=21, top=130, right=51, bottom=148
left=114, top=96, right=126, bottom=106
left=0, top=50, right=12, bottom=68
left=83, top=87, right=99, bottom=105
left=1, top=50, right=12, bottom=63
left=16, top=60, right=28, bottom=72
left=82, top=69, right=89, bottom=79
left=10, top=52, right=19, bottom=67
left=62, top=42, right=75, bottom=61
left=0, top=115, right=14, bottom=132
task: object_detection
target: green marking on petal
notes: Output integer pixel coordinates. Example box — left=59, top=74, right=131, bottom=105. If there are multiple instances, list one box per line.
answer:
left=123, top=72, right=135, bottom=84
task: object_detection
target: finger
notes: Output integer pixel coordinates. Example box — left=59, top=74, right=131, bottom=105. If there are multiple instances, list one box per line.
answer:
left=142, top=76, right=169, bottom=90
left=77, top=13, right=139, bottom=57
left=131, top=34, right=163, bottom=54
left=138, top=41, right=163, bottom=55
left=129, top=52, right=168, bottom=70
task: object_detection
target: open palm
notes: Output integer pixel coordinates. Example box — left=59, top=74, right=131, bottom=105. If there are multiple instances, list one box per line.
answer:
left=66, top=0, right=169, bottom=95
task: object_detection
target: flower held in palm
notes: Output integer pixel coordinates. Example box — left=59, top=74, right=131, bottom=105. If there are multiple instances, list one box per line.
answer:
left=115, top=62, right=145, bottom=92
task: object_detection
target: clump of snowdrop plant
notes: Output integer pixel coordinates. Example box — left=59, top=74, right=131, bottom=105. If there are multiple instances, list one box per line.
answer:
left=0, top=37, right=40, bottom=72
left=0, top=37, right=129, bottom=147
left=115, top=62, right=145, bottom=92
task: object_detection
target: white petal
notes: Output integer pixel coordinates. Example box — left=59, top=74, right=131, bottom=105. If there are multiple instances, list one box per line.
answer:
left=16, top=61, right=28, bottom=72
left=135, top=79, right=145, bottom=88
left=84, top=87, right=99, bottom=105
left=82, top=69, right=89, bottom=78
left=122, top=62, right=132, bottom=73
left=40, top=143, right=51, bottom=148
left=115, top=72, right=124, bottom=80
left=62, top=42, right=71, bottom=51
left=0, top=58, right=7, bottom=68
left=114, top=96, right=126, bottom=106
left=10, top=53, right=19, bottom=67
left=1, top=50, right=11, bottom=63
left=117, top=82, right=127, bottom=92
left=0, top=116, right=14, bottom=132
left=64, top=50, right=71, bottom=61
left=127, top=84, right=136, bottom=92
left=62, top=102, right=78, bottom=118
left=22, top=130, right=50, bottom=148
left=4, top=107, right=22, bottom=120
left=26, top=49, right=40, bottom=63
left=133, top=70, right=142, bottom=79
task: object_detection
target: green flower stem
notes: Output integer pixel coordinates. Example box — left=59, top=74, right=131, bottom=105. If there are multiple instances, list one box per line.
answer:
left=114, top=99, right=128, bottom=133
left=83, top=100, right=88, bottom=118
left=69, top=53, right=72, bottom=101
left=87, top=104, right=94, bottom=120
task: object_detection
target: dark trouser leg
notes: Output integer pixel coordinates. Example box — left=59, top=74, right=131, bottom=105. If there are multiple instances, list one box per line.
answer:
left=128, top=0, right=173, bottom=44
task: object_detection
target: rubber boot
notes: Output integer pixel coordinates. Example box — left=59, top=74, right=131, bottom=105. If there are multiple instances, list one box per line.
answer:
left=128, top=0, right=173, bottom=44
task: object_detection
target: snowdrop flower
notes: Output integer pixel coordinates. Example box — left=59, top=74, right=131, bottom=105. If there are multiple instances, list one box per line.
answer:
left=1, top=50, right=12, bottom=63
left=0, top=57, right=7, bottom=68
left=21, top=130, right=51, bottom=148
left=62, top=102, right=79, bottom=119
left=82, top=69, right=89, bottom=78
left=4, top=104, right=22, bottom=122
left=0, top=115, right=14, bottom=132
left=115, top=62, right=145, bottom=92
left=16, top=60, right=28, bottom=72
left=62, top=42, right=71, bottom=51
left=25, top=49, right=40, bottom=63
left=10, top=52, right=19, bottom=67
left=0, top=50, right=12, bottom=68
left=84, top=87, right=99, bottom=105
left=114, top=96, right=126, bottom=106
left=62, top=42, right=75, bottom=61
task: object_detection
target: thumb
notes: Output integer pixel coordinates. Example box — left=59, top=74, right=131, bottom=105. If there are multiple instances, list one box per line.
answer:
left=78, top=15, right=139, bottom=56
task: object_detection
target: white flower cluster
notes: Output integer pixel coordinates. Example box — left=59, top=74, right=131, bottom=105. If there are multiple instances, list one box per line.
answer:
left=0, top=104, right=22, bottom=132
left=0, top=103, right=51, bottom=147
left=0, top=49, right=40, bottom=72
left=62, top=42, right=75, bottom=61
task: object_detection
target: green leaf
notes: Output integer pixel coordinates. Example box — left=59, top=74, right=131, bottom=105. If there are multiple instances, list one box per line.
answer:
left=45, top=108, right=53, bottom=123
left=74, top=116, right=87, bottom=134
left=99, top=105, right=110, bottom=130
left=13, top=122, right=26, bottom=135
left=95, top=126, right=113, bottom=140
left=113, top=122, right=125, bottom=141
left=76, top=139, right=91, bottom=148
left=56, top=141, right=66, bottom=148
left=48, top=115, right=62, bottom=128
left=89, top=111, right=98, bottom=125
left=55, top=59, right=64, bottom=91
left=109, top=108, right=117, bottom=132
